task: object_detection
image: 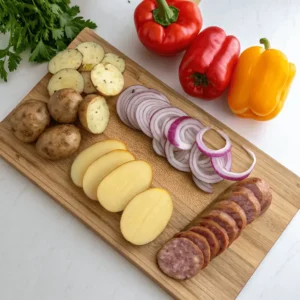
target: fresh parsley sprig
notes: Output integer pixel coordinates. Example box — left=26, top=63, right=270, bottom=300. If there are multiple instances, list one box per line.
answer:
left=0, top=0, right=97, bottom=82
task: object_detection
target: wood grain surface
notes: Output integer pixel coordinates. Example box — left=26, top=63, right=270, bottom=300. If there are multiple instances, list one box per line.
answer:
left=0, top=28, right=300, bottom=300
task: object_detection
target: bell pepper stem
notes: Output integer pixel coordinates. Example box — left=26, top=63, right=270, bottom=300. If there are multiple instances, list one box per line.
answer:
left=153, top=0, right=179, bottom=26
left=260, top=38, right=271, bottom=50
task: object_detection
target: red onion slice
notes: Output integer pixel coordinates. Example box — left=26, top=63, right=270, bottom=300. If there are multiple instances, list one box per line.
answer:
left=152, top=139, right=166, bottom=157
left=117, top=85, right=147, bottom=128
left=167, top=117, right=204, bottom=150
left=127, top=92, right=170, bottom=129
left=150, top=107, right=187, bottom=141
left=211, top=146, right=256, bottom=181
left=165, top=140, right=191, bottom=172
left=136, top=101, right=170, bottom=137
left=196, top=128, right=232, bottom=157
left=192, top=176, right=213, bottom=194
left=189, top=144, right=232, bottom=184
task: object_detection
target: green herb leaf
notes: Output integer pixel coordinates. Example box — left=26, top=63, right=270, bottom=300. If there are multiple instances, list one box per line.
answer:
left=29, top=40, right=56, bottom=62
left=52, top=28, right=64, bottom=40
left=8, top=51, right=21, bottom=72
left=0, top=60, right=8, bottom=82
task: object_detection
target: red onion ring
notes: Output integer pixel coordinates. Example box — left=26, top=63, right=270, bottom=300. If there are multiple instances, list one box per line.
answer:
left=150, top=107, right=187, bottom=141
left=136, top=101, right=170, bottom=137
left=211, top=146, right=256, bottom=181
left=152, top=139, right=166, bottom=157
left=165, top=140, right=191, bottom=172
left=189, top=144, right=232, bottom=184
left=168, top=117, right=204, bottom=150
left=196, top=127, right=232, bottom=157
left=192, top=176, right=213, bottom=194
left=117, top=85, right=147, bottom=128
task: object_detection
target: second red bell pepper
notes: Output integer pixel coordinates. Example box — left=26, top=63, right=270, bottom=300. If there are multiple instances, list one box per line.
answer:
left=134, top=0, right=203, bottom=56
left=179, top=26, right=241, bottom=100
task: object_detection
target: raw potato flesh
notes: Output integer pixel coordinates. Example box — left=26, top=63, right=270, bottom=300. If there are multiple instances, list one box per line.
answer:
left=91, top=63, right=124, bottom=96
left=97, top=160, right=152, bottom=212
left=48, top=49, right=83, bottom=74
left=83, top=150, right=135, bottom=200
left=76, top=42, right=105, bottom=71
left=71, top=140, right=127, bottom=187
left=78, top=95, right=110, bottom=134
left=81, top=71, right=98, bottom=94
left=47, top=68, right=84, bottom=96
left=101, top=53, right=126, bottom=73
left=121, top=188, right=173, bottom=245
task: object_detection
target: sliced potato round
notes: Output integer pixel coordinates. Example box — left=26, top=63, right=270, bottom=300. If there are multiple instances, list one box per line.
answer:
left=81, top=71, right=98, bottom=94
left=97, top=160, right=153, bottom=212
left=48, top=49, right=83, bottom=74
left=83, top=150, right=135, bottom=200
left=121, top=188, right=173, bottom=245
left=78, top=94, right=110, bottom=134
left=47, top=69, right=84, bottom=96
left=71, top=140, right=127, bottom=187
left=76, top=42, right=105, bottom=71
left=91, top=63, right=124, bottom=97
left=101, top=53, right=126, bottom=73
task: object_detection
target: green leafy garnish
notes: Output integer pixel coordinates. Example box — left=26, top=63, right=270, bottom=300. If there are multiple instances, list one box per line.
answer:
left=0, top=0, right=97, bottom=82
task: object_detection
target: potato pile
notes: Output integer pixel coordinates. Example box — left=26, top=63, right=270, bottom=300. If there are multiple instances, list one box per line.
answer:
left=9, top=41, right=126, bottom=161
left=71, top=140, right=173, bottom=246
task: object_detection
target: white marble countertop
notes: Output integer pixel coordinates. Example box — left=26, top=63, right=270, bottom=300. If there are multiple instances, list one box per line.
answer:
left=1, top=0, right=300, bottom=299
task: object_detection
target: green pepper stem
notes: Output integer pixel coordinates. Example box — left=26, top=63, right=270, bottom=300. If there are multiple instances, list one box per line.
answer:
left=153, top=0, right=179, bottom=27
left=260, top=38, right=271, bottom=50
left=156, top=0, right=174, bottom=19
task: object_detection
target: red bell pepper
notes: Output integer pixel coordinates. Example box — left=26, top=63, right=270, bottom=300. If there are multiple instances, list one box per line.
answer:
left=134, top=0, right=203, bottom=56
left=179, top=26, right=241, bottom=100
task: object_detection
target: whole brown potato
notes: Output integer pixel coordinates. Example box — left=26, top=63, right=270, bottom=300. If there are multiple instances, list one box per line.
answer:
left=10, top=100, right=51, bottom=143
left=48, top=88, right=83, bottom=123
left=36, top=124, right=81, bottom=160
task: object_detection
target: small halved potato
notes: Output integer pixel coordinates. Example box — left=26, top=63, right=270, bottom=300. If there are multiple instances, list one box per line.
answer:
left=81, top=71, right=98, bottom=94
left=10, top=100, right=50, bottom=143
left=47, top=69, right=84, bottom=96
left=91, top=63, right=124, bottom=97
left=36, top=124, right=81, bottom=160
left=48, top=88, right=83, bottom=123
left=101, top=53, right=126, bottom=73
left=78, top=94, right=110, bottom=134
left=48, top=49, right=83, bottom=74
left=76, top=42, right=105, bottom=71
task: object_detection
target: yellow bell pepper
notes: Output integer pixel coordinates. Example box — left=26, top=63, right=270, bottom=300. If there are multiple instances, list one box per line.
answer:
left=228, top=38, right=296, bottom=121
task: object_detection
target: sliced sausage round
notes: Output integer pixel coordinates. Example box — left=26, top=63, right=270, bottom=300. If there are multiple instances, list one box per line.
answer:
left=214, top=200, right=247, bottom=231
left=189, top=226, right=220, bottom=259
left=202, top=210, right=239, bottom=244
left=197, top=219, right=229, bottom=255
left=157, top=238, right=204, bottom=280
left=175, top=231, right=211, bottom=268
left=226, top=187, right=261, bottom=224
left=237, top=178, right=272, bottom=215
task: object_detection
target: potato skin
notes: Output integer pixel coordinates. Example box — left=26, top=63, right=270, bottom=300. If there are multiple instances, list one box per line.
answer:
left=36, top=124, right=81, bottom=160
left=48, top=88, right=83, bottom=123
left=10, top=100, right=51, bottom=143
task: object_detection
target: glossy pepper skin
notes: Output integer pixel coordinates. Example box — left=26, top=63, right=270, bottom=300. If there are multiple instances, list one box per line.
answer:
left=134, top=0, right=202, bottom=56
left=228, top=39, right=296, bottom=121
left=179, top=27, right=240, bottom=100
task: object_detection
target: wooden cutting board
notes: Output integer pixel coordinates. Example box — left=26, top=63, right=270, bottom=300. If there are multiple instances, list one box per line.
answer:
left=0, top=28, right=300, bottom=300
